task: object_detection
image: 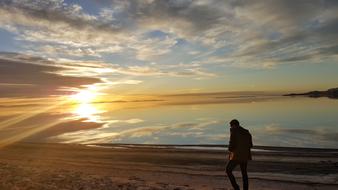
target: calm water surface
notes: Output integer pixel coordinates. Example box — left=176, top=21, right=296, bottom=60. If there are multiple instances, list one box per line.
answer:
left=1, top=96, right=337, bottom=148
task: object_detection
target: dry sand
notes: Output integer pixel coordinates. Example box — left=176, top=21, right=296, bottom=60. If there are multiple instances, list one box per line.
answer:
left=0, top=143, right=337, bottom=190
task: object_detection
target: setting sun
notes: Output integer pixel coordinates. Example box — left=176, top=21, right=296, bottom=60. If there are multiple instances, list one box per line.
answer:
left=71, top=89, right=97, bottom=104
left=68, top=87, right=105, bottom=122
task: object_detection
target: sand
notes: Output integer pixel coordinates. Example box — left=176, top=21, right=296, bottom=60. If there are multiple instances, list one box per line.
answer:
left=0, top=143, right=337, bottom=190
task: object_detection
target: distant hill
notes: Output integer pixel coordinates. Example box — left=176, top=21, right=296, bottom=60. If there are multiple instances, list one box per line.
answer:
left=284, top=88, right=338, bottom=99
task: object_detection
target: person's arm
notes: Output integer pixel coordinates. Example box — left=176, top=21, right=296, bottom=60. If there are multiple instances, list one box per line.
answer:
left=249, top=132, right=253, bottom=148
left=228, top=128, right=236, bottom=151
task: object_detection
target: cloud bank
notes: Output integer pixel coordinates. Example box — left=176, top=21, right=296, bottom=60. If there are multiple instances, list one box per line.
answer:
left=0, top=52, right=102, bottom=98
left=0, top=0, right=337, bottom=71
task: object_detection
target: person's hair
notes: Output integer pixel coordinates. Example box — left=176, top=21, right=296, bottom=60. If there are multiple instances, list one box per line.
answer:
left=230, top=119, right=240, bottom=126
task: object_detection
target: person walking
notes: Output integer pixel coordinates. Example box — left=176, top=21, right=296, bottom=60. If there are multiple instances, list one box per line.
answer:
left=226, top=119, right=253, bottom=190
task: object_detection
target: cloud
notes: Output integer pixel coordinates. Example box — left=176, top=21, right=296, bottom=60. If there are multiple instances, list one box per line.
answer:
left=104, top=63, right=216, bottom=79
left=136, top=0, right=334, bottom=68
left=199, top=0, right=338, bottom=68
left=0, top=1, right=215, bottom=58
left=0, top=52, right=102, bottom=98
left=0, top=51, right=213, bottom=100
left=0, top=0, right=105, bottom=32
left=0, top=0, right=133, bottom=60
left=130, top=35, right=177, bottom=61
left=1, top=0, right=337, bottom=72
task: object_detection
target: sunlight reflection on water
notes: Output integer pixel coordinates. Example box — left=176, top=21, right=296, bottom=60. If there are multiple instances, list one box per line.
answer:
left=51, top=96, right=338, bottom=148
left=73, top=103, right=103, bottom=122
left=1, top=94, right=337, bottom=148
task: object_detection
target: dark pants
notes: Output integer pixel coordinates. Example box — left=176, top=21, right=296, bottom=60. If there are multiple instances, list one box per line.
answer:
left=226, top=160, right=248, bottom=190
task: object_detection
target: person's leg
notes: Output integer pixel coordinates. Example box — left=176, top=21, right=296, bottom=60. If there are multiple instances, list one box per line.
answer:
left=240, top=162, right=248, bottom=190
left=226, top=160, right=240, bottom=190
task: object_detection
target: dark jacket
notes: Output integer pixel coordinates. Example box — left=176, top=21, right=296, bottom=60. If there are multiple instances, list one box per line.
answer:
left=228, top=126, right=253, bottom=161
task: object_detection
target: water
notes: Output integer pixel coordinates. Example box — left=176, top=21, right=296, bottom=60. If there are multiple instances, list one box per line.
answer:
left=1, top=95, right=337, bottom=148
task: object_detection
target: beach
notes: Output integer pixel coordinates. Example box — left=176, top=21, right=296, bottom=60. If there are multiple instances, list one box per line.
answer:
left=0, top=143, right=337, bottom=190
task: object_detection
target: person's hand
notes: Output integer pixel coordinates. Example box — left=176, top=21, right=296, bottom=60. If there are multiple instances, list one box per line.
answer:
left=228, top=151, right=235, bottom=160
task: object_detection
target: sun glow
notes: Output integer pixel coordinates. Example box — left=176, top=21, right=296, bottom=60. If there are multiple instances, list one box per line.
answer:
left=71, top=89, right=97, bottom=104
left=69, top=87, right=104, bottom=122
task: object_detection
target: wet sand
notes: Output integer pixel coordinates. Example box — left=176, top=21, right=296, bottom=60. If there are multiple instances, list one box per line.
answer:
left=0, top=143, right=337, bottom=190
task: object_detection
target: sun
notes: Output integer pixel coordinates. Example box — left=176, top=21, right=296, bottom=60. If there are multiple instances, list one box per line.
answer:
left=68, top=88, right=104, bottom=122
left=71, top=89, right=97, bottom=104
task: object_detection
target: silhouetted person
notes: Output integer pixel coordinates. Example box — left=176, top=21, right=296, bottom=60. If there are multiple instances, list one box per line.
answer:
left=226, top=119, right=253, bottom=190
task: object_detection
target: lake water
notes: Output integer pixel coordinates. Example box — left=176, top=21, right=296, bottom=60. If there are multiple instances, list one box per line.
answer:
left=1, top=95, right=337, bottom=148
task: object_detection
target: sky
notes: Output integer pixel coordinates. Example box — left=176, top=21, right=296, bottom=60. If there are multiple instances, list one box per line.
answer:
left=0, top=1, right=338, bottom=146
left=0, top=0, right=338, bottom=100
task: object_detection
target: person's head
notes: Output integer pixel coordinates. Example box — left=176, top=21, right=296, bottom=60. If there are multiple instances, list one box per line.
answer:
left=229, top=119, right=240, bottom=127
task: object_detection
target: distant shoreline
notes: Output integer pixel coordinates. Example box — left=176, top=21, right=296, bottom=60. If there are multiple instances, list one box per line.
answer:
left=284, top=87, right=338, bottom=99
